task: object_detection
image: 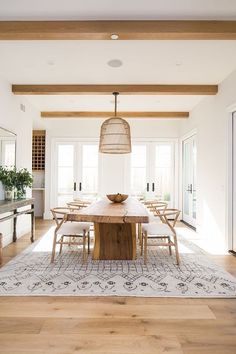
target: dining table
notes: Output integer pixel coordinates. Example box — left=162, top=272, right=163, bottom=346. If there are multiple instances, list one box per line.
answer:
left=67, top=197, right=149, bottom=260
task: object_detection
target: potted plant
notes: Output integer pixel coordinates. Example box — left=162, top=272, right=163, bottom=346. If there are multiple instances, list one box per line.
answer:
left=0, top=167, right=17, bottom=200
left=15, top=168, right=33, bottom=199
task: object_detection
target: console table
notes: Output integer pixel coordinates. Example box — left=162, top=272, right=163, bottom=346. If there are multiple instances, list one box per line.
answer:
left=0, top=198, right=35, bottom=264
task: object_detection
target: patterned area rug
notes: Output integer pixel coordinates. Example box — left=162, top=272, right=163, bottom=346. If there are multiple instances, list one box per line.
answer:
left=0, top=227, right=236, bottom=297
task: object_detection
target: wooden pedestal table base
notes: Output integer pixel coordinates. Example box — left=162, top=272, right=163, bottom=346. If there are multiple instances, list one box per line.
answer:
left=93, top=222, right=136, bottom=260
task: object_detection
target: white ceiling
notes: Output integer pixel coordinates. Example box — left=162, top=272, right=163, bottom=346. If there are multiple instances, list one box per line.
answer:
left=1, top=1, right=236, bottom=120
left=1, top=41, right=236, bottom=85
left=0, top=40, right=235, bottom=114
left=26, top=95, right=204, bottom=112
left=1, top=0, right=236, bottom=20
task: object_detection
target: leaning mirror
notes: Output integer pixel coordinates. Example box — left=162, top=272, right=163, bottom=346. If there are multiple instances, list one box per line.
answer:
left=0, top=127, right=16, bottom=167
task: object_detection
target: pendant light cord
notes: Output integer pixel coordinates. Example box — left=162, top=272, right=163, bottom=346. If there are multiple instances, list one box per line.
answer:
left=113, top=92, right=119, bottom=117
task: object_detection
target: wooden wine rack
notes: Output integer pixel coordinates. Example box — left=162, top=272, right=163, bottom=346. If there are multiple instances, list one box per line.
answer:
left=32, top=130, right=46, bottom=171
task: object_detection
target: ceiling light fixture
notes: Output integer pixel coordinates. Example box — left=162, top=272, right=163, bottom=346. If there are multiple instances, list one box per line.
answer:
left=110, top=34, right=119, bottom=40
left=99, top=92, right=131, bottom=154
left=107, top=59, right=123, bottom=68
left=175, top=61, right=182, bottom=66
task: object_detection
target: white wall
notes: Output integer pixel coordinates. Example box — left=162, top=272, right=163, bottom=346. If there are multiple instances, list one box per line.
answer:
left=33, top=68, right=236, bottom=253
left=1, top=64, right=235, bottom=252
left=35, top=68, right=236, bottom=253
left=40, top=118, right=180, bottom=218
left=180, top=69, right=236, bottom=252
left=33, top=116, right=181, bottom=138
left=0, top=76, right=37, bottom=246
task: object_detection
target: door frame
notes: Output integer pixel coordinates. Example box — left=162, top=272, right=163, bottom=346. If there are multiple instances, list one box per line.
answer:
left=179, top=129, right=197, bottom=228
left=182, top=134, right=197, bottom=229
left=124, top=137, right=179, bottom=208
left=48, top=136, right=179, bottom=215
left=50, top=137, right=101, bottom=208
left=53, top=140, right=78, bottom=206
left=226, top=104, right=236, bottom=253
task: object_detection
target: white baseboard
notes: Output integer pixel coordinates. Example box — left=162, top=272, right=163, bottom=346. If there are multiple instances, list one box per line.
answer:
left=43, top=211, right=52, bottom=220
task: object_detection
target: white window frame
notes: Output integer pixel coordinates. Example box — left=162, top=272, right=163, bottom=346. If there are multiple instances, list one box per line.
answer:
left=125, top=137, right=179, bottom=208
left=0, top=138, right=16, bottom=167
left=50, top=137, right=101, bottom=208
left=48, top=136, right=179, bottom=214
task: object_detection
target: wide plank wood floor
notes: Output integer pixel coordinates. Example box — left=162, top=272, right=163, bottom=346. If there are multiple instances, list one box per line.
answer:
left=0, top=219, right=236, bottom=354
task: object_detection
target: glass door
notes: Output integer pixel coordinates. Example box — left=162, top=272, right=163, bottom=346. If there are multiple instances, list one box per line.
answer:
left=232, top=112, right=236, bottom=252
left=54, top=142, right=99, bottom=206
left=182, top=134, right=197, bottom=227
left=129, top=141, right=176, bottom=205
left=56, top=143, right=77, bottom=206
left=80, top=143, right=99, bottom=200
left=152, top=142, right=174, bottom=205
left=130, top=144, right=148, bottom=198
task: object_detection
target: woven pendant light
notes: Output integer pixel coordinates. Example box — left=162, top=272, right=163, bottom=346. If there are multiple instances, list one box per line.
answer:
left=99, top=92, right=131, bottom=154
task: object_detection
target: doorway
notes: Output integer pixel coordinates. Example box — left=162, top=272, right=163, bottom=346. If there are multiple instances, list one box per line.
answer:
left=182, top=133, right=197, bottom=228
left=127, top=140, right=176, bottom=207
left=232, top=112, right=236, bottom=252
left=54, top=141, right=99, bottom=206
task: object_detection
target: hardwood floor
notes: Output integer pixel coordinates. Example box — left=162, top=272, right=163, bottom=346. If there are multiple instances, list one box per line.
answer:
left=0, top=219, right=236, bottom=354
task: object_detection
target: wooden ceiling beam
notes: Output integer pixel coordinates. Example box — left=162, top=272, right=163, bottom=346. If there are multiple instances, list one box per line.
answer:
left=12, top=84, right=218, bottom=95
left=41, top=111, right=189, bottom=119
left=1, top=21, right=236, bottom=40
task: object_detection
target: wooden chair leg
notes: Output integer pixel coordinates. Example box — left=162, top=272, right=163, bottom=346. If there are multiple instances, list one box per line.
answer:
left=68, top=236, right=72, bottom=247
left=82, top=230, right=86, bottom=262
left=144, top=231, right=147, bottom=265
left=141, top=232, right=144, bottom=255
left=88, top=231, right=90, bottom=254
left=138, top=223, right=142, bottom=245
left=0, top=233, right=2, bottom=265
left=59, top=236, right=64, bottom=254
left=168, top=236, right=172, bottom=255
left=51, top=232, right=57, bottom=263
left=173, top=234, right=180, bottom=265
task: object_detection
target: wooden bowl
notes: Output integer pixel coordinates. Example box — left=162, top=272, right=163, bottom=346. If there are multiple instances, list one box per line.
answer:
left=106, top=193, right=128, bottom=203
